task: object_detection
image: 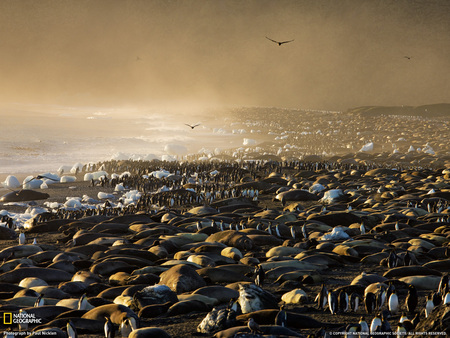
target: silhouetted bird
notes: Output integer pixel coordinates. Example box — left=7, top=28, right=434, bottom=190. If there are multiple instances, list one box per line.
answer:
left=185, top=123, right=201, bottom=129
left=266, top=36, right=294, bottom=46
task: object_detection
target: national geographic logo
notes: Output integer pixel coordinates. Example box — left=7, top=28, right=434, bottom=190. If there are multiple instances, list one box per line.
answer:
left=3, top=312, right=42, bottom=325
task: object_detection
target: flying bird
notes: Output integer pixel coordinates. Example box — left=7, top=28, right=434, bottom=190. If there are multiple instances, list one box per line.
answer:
left=266, top=36, right=294, bottom=46
left=185, top=123, right=201, bottom=129
left=404, top=56, right=412, bottom=60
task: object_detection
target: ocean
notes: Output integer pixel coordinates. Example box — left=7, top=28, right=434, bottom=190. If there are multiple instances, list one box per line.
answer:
left=0, top=103, right=244, bottom=176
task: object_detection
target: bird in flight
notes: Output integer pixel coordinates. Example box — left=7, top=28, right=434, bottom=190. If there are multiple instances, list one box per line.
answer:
left=404, top=56, right=412, bottom=60
left=266, top=36, right=294, bottom=46
left=185, top=123, right=201, bottom=129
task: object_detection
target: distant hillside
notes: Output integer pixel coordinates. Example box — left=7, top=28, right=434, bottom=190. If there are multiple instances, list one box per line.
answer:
left=346, top=103, right=450, bottom=117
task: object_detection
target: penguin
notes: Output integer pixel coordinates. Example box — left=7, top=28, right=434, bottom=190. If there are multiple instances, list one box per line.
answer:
left=443, top=291, right=450, bottom=305
left=376, top=289, right=386, bottom=310
left=388, top=250, right=399, bottom=268
left=302, top=224, right=308, bottom=240
left=316, top=284, right=328, bottom=310
left=18, top=309, right=28, bottom=331
left=254, top=264, right=265, bottom=288
left=196, top=221, right=202, bottom=231
left=120, top=317, right=133, bottom=338
left=338, top=289, right=349, bottom=313
left=404, top=251, right=414, bottom=266
left=290, top=226, right=296, bottom=240
left=380, top=311, right=392, bottom=333
left=358, top=316, right=369, bottom=335
left=425, top=294, right=434, bottom=318
left=328, top=290, right=338, bottom=315
left=78, top=294, right=88, bottom=310
left=360, top=222, right=366, bottom=235
left=18, top=231, right=26, bottom=245
left=405, top=284, right=418, bottom=314
left=104, top=317, right=115, bottom=338
left=388, top=290, right=399, bottom=315
left=396, top=322, right=407, bottom=338
left=275, top=224, right=282, bottom=237
left=399, top=313, right=408, bottom=323
left=345, top=323, right=359, bottom=338
left=34, top=294, right=44, bottom=307
left=350, top=292, right=360, bottom=312
left=275, top=304, right=287, bottom=327
left=365, top=292, right=376, bottom=314
left=67, top=320, right=77, bottom=338
left=432, top=291, right=442, bottom=307
left=438, top=274, right=449, bottom=295
left=370, top=313, right=382, bottom=333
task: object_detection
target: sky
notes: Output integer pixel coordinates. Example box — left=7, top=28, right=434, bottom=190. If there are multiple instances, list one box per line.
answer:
left=0, top=0, right=449, bottom=111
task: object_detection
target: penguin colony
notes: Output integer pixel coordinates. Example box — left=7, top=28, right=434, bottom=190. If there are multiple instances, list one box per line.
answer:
left=0, top=156, right=449, bottom=338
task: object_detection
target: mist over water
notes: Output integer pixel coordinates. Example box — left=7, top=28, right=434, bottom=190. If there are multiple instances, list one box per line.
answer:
left=0, top=1, right=449, bottom=174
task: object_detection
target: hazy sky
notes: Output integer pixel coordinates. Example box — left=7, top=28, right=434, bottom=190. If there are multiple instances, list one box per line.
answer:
left=1, top=0, right=449, bottom=110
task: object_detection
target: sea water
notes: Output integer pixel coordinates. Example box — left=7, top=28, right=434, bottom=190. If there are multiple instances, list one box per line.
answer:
left=0, top=103, right=243, bottom=175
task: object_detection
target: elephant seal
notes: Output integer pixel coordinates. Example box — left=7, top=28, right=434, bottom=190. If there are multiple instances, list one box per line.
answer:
left=81, top=304, right=138, bottom=325
left=0, top=189, right=49, bottom=202
left=129, top=327, right=172, bottom=338
left=0, top=267, right=72, bottom=283
left=206, top=231, right=254, bottom=251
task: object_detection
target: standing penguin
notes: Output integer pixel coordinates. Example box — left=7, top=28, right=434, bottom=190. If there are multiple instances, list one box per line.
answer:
left=388, top=250, right=399, bottom=268
left=328, top=290, right=338, bottom=315
left=104, top=317, right=115, bottom=338
left=77, top=294, right=88, bottom=310
left=425, top=294, right=434, bottom=318
left=396, top=322, right=407, bottom=337
left=358, top=316, right=369, bottom=335
left=438, top=274, right=449, bottom=296
left=120, top=317, right=133, bottom=338
left=316, top=284, right=328, bottom=310
left=388, top=290, right=399, bottom=315
left=34, top=294, right=44, bottom=307
left=350, top=293, right=361, bottom=312
left=365, top=292, right=376, bottom=314
left=370, top=313, right=382, bottom=333
left=18, top=231, right=26, bottom=245
left=67, top=320, right=77, bottom=338
left=275, top=304, right=287, bottom=327
left=338, top=290, right=349, bottom=313
left=406, top=284, right=418, bottom=314
left=254, top=265, right=265, bottom=288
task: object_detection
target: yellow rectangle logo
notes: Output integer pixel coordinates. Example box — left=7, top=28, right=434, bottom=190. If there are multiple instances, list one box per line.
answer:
left=3, top=312, right=12, bottom=324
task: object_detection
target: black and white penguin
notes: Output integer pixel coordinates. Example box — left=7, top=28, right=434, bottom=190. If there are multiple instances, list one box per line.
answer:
left=388, top=290, right=399, bottom=315
left=388, top=250, right=399, bottom=268
left=358, top=316, right=369, bottom=335
left=254, top=264, right=265, bottom=288
left=365, top=292, right=377, bottom=314
left=339, top=290, right=349, bottom=313
left=328, top=290, right=338, bottom=315
left=405, top=284, right=418, bottom=314
left=425, top=294, right=434, bottom=318
left=67, top=320, right=77, bottom=338
left=370, top=313, right=382, bottom=333
left=316, top=284, right=328, bottom=310
left=34, top=294, right=44, bottom=307
left=104, top=317, right=114, bottom=338
left=275, top=304, right=287, bottom=327
left=350, top=293, right=361, bottom=312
